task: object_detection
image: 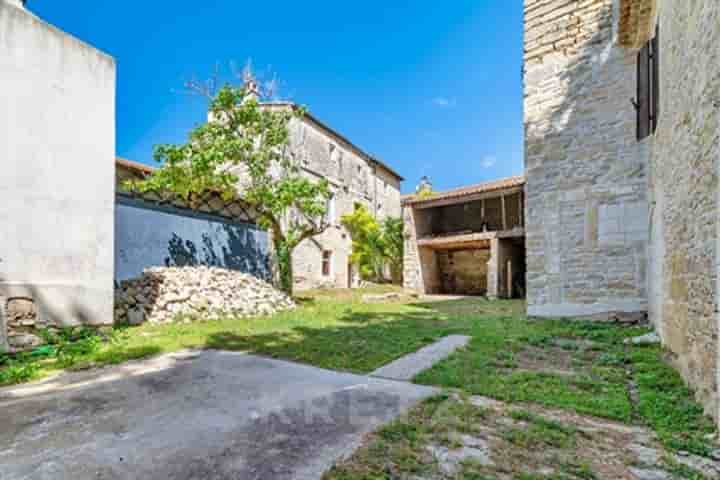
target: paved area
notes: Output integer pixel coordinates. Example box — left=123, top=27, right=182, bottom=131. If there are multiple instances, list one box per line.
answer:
left=370, top=335, right=471, bottom=381
left=0, top=350, right=435, bottom=480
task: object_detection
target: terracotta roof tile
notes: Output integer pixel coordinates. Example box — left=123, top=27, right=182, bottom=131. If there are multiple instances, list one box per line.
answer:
left=403, top=175, right=525, bottom=206
left=116, top=157, right=156, bottom=174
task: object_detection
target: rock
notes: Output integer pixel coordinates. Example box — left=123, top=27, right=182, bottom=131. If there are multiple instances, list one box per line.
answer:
left=629, top=443, right=662, bottom=466
left=114, top=266, right=295, bottom=325
left=127, top=308, right=145, bottom=326
left=709, top=449, right=720, bottom=461
left=626, top=332, right=661, bottom=345
left=672, top=452, right=720, bottom=477
left=8, top=333, right=43, bottom=349
left=362, top=292, right=403, bottom=302
left=426, top=442, right=494, bottom=476
left=629, top=468, right=670, bottom=480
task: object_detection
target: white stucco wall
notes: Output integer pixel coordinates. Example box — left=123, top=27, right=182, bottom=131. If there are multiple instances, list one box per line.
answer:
left=0, top=2, right=116, bottom=348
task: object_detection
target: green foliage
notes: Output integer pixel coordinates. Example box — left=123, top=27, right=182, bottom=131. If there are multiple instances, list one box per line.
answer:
left=630, top=344, right=716, bottom=456
left=341, top=205, right=403, bottom=283
left=0, top=359, right=40, bottom=385
left=125, top=81, right=330, bottom=294
left=382, top=216, right=404, bottom=283
left=503, top=410, right=578, bottom=449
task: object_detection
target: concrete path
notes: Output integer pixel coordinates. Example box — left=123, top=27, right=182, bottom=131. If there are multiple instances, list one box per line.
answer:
left=370, top=335, right=471, bottom=381
left=0, top=350, right=435, bottom=480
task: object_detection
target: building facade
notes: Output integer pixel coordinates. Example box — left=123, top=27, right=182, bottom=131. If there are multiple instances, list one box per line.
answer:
left=258, top=104, right=404, bottom=291
left=524, top=0, right=720, bottom=420
left=403, top=177, right=526, bottom=298
left=0, top=1, right=116, bottom=351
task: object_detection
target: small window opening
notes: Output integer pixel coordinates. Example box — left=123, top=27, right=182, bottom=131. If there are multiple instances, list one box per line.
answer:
left=322, top=251, right=332, bottom=277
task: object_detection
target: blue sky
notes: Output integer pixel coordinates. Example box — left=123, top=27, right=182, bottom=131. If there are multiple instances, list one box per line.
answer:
left=30, top=1, right=524, bottom=194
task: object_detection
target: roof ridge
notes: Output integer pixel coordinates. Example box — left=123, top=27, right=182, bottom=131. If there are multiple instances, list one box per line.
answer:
left=403, top=175, right=525, bottom=205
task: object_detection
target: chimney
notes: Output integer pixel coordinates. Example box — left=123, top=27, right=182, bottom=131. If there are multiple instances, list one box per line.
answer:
left=244, top=79, right=259, bottom=103
left=416, top=176, right=432, bottom=195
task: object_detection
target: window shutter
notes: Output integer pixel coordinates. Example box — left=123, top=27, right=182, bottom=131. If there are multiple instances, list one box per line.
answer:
left=651, top=25, right=660, bottom=134
left=636, top=25, right=660, bottom=141
left=637, top=42, right=652, bottom=140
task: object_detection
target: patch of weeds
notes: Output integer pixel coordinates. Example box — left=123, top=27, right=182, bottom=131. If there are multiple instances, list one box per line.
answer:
left=494, top=350, right=517, bottom=368
left=503, top=410, right=578, bottom=450
left=595, top=351, right=629, bottom=367
left=559, top=461, right=597, bottom=479
left=631, top=345, right=716, bottom=457
left=457, top=459, right=497, bottom=479
left=523, top=333, right=555, bottom=348
left=56, top=335, right=102, bottom=368
left=0, top=361, right=40, bottom=385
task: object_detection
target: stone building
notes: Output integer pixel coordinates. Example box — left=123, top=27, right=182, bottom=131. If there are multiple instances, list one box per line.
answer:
left=0, top=0, right=116, bottom=351
left=403, top=177, right=526, bottom=298
left=256, top=103, right=404, bottom=291
left=524, top=0, right=719, bottom=419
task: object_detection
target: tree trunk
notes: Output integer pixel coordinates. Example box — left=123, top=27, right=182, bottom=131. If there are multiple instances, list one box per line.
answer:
left=274, top=240, right=294, bottom=297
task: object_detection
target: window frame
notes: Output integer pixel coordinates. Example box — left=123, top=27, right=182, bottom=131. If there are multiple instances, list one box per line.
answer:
left=321, top=250, right=332, bottom=277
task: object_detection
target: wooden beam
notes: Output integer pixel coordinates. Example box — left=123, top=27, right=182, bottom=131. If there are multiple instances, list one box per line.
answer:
left=518, top=192, right=523, bottom=228
left=411, top=186, right=525, bottom=209
left=501, top=194, right=507, bottom=230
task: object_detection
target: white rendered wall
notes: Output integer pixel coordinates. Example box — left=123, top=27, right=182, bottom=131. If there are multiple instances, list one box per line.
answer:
left=0, top=2, right=116, bottom=348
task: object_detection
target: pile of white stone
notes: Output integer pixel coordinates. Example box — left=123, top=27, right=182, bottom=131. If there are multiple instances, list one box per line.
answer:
left=114, top=266, right=295, bottom=325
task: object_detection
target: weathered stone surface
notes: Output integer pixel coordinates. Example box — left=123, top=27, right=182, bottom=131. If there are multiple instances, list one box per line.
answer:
left=370, top=335, right=471, bottom=381
left=273, top=113, right=402, bottom=291
left=7, top=333, right=42, bottom=350
left=627, top=332, right=661, bottom=345
left=646, top=0, right=720, bottom=422
left=361, top=292, right=403, bottom=302
left=523, top=0, right=650, bottom=318
left=426, top=442, right=494, bottom=476
left=114, top=266, right=295, bottom=324
left=629, top=468, right=670, bottom=480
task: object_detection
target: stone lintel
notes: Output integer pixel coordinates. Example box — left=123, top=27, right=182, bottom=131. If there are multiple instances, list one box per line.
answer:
left=617, top=0, right=657, bottom=49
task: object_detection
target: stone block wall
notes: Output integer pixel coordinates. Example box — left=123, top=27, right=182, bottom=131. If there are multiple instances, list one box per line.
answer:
left=286, top=115, right=402, bottom=290
left=648, top=0, right=720, bottom=419
left=524, top=0, right=650, bottom=318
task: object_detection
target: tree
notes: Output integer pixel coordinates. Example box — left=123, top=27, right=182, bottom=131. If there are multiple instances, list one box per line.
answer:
left=125, top=80, right=330, bottom=296
left=341, top=206, right=404, bottom=284
left=382, top=216, right=404, bottom=284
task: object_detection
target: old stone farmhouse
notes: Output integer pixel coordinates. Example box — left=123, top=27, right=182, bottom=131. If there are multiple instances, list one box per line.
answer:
left=403, top=177, right=526, bottom=298
left=258, top=103, right=403, bottom=291
left=524, top=0, right=719, bottom=420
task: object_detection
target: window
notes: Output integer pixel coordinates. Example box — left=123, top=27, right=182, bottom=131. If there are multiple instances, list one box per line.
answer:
left=322, top=251, right=332, bottom=277
left=635, top=25, right=660, bottom=141
left=325, top=194, right=336, bottom=224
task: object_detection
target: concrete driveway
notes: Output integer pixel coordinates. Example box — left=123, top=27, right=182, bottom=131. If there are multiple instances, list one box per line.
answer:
left=0, top=351, right=435, bottom=480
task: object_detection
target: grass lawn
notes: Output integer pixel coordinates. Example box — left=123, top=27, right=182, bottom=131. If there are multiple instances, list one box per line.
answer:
left=1, top=288, right=716, bottom=475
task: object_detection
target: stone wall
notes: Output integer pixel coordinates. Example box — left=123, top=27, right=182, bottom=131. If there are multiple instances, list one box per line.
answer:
left=524, top=0, right=650, bottom=318
left=286, top=114, right=402, bottom=290
left=648, top=0, right=720, bottom=419
left=0, top=3, right=116, bottom=351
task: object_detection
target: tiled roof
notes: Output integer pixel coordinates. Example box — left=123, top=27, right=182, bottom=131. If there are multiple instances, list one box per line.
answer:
left=116, top=157, right=156, bottom=174
left=403, top=175, right=525, bottom=206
